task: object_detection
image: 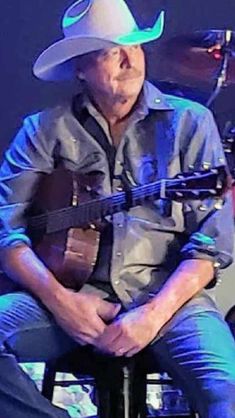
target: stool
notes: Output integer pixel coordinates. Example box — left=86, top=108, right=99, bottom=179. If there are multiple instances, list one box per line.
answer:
left=41, top=347, right=197, bottom=418
left=136, top=355, right=197, bottom=418
left=42, top=348, right=141, bottom=418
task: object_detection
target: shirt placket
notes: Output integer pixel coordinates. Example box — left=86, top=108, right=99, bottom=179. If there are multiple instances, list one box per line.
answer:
left=110, top=160, right=129, bottom=302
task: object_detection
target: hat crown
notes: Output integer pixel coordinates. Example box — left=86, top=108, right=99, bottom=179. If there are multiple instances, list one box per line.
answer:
left=33, top=0, right=164, bottom=81
left=63, top=0, right=138, bottom=39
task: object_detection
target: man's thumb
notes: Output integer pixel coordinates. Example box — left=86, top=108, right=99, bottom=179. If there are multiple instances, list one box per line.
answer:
left=98, top=301, right=121, bottom=322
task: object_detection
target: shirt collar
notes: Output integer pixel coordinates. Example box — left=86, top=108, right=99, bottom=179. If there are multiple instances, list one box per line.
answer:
left=142, top=80, right=175, bottom=112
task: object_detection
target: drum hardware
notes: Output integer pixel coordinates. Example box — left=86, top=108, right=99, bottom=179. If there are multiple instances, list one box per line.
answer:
left=160, top=30, right=235, bottom=107
left=206, top=30, right=233, bottom=107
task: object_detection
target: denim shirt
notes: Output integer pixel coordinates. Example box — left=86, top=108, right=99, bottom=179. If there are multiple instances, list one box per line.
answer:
left=0, top=81, right=233, bottom=311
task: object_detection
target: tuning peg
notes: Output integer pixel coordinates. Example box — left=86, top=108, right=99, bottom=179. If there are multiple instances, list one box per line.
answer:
left=174, top=176, right=187, bottom=187
left=116, top=186, right=124, bottom=192
left=184, top=204, right=193, bottom=212
left=191, top=191, right=200, bottom=197
left=210, top=168, right=218, bottom=174
left=202, top=162, right=211, bottom=170
left=198, top=204, right=208, bottom=212
left=176, top=192, right=184, bottom=198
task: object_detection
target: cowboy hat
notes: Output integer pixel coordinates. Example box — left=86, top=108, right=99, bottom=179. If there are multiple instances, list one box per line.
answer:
left=33, top=0, right=165, bottom=81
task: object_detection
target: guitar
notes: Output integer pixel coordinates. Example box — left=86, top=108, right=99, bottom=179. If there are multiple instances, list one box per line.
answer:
left=0, top=165, right=229, bottom=293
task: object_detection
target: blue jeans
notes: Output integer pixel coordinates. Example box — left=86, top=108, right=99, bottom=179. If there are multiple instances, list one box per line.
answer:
left=0, top=292, right=75, bottom=418
left=148, top=310, right=235, bottom=417
left=0, top=291, right=235, bottom=417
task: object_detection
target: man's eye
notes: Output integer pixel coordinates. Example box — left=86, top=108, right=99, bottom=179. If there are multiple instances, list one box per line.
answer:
left=100, top=49, right=119, bottom=59
left=110, top=49, right=119, bottom=56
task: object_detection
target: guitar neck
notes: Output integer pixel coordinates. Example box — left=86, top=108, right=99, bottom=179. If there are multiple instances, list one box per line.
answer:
left=28, top=168, right=225, bottom=234
left=29, top=181, right=162, bottom=234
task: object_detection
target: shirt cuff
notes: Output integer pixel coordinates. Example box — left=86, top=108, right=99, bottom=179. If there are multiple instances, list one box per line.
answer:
left=181, top=232, right=232, bottom=269
left=0, top=233, right=31, bottom=249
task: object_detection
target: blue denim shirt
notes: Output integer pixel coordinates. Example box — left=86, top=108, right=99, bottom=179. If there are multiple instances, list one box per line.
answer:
left=0, top=81, right=233, bottom=311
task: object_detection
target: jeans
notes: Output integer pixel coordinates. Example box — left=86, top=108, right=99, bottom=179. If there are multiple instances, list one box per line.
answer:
left=148, top=310, right=235, bottom=417
left=0, top=292, right=75, bottom=418
left=0, top=291, right=235, bottom=417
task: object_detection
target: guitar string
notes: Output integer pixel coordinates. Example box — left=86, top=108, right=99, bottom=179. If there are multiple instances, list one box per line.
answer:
left=28, top=186, right=215, bottom=230
left=28, top=172, right=217, bottom=231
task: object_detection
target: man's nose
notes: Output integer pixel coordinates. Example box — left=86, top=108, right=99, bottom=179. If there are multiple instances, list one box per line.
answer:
left=120, top=48, right=133, bottom=69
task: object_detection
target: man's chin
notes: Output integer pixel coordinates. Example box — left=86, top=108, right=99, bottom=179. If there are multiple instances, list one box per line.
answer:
left=115, top=84, right=144, bottom=102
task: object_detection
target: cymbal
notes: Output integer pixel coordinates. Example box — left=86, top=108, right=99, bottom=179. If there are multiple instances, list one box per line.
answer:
left=161, top=30, right=235, bottom=84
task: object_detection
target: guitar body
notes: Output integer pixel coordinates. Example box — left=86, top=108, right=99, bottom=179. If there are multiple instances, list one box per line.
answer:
left=28, top=168, right=102, bottom=289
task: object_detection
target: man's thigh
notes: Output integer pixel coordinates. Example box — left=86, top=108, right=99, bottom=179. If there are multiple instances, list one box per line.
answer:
left=146, top=309, right=235, bottom=413
left=0, top=291, right=76, bottom=361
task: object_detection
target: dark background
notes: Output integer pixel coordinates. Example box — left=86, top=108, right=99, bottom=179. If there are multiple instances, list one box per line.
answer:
left=1, top=0, right=235, bottom=155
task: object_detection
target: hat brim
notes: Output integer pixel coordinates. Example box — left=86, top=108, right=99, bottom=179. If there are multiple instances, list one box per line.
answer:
left=33, top=11, right=165, bottom=81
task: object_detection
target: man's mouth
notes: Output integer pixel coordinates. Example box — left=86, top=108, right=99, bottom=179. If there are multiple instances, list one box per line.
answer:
left=116, top=72, right=142, bottom=81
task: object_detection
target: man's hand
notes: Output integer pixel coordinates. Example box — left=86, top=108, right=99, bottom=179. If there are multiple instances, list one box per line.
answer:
left=49, top=289, right=121, bottom=346
left=96, top=304, right=161, bottom=357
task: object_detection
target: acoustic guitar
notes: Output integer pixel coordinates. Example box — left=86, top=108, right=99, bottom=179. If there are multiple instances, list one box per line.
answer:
left=0, top=165, right=229, bottom=292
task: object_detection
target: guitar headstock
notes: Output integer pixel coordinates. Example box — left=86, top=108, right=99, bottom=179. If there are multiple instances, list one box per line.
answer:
left=166, top=166, right=230, bottom=200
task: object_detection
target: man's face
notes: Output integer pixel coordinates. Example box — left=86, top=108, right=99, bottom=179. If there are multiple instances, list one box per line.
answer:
left=77, top=45, right=145, bottom=102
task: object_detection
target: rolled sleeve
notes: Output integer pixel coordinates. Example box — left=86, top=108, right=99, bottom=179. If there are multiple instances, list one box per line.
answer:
left=181, top=107, right=234, bottom=269
left=0, top=113, right=55, bottom=249
left=0, top=231, right=31, bottom=248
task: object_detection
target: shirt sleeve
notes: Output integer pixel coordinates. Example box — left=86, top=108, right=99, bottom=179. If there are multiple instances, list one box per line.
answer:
left=0, top=113, right=55, bottom=249
left=180, top=106, right=234, bottom=269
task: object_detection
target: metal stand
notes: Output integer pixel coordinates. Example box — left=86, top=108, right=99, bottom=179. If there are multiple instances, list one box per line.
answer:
left=207, top=30, right=233, bottom=107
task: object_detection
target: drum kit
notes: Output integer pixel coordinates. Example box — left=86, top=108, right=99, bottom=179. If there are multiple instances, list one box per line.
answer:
left=157, top=29, right=235, bottom=178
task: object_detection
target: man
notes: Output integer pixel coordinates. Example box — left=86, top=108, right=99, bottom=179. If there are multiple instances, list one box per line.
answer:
left=0, top=0, right=234, bottom=417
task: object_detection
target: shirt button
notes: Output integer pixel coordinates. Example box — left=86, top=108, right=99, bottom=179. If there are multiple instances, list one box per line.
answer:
left=116, top=252, right=122, bottom=257
left=114, top=280, right=120, bottom=285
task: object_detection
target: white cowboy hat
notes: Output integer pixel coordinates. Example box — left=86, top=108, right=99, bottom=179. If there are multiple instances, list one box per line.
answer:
left=33, top=0, right=165, bottom=81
